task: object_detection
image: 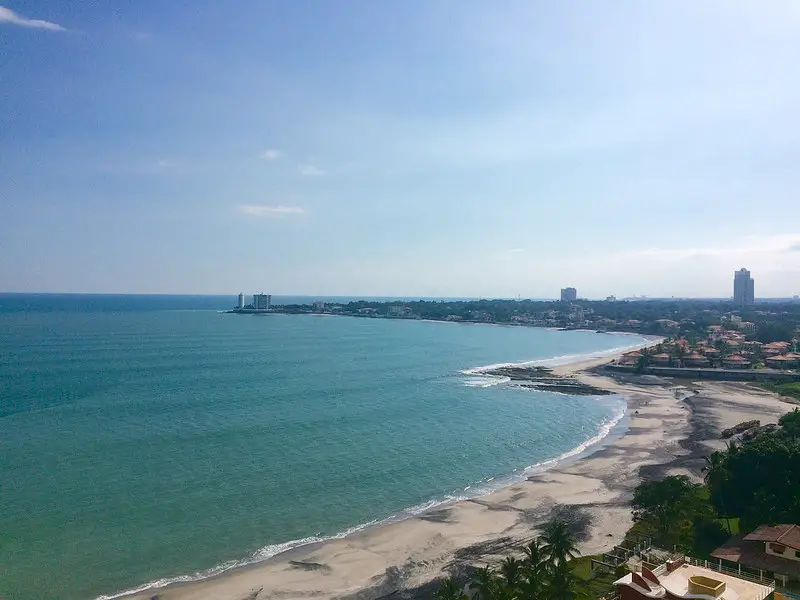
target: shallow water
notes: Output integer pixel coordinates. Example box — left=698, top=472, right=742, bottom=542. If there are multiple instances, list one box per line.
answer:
left=0, top=299, right=647, bottom=600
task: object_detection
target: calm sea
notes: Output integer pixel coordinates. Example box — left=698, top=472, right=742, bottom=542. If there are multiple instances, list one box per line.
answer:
left=0, top=295, right=647, bottom=600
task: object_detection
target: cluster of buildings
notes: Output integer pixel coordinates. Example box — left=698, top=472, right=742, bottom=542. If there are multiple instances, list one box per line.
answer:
left=234, top=293, right=272, bottom=312
left=618, top=329, right=800, bottom=371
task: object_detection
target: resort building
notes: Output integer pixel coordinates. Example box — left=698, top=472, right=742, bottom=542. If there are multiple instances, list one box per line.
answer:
left=650, top=353, right=672, bottom=366
left=614, top=557, right=774, bottom=600
left=712, top=524, right=800, bottom=588
left=253, top=294, right=272, bottom=310
left=560, top=287, right=578, bottom=302
left=765, top=355, right=800, bottom=370
left=684, top=353, right=710, bottom=367
left=764, top=342, right=791, bottom=357
left=722, top=355, right=751, bottom=369
left=618, top=352, right=642, bottom=366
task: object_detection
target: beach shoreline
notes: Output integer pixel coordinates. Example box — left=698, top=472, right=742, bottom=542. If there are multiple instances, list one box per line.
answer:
left=105, top=341, right=794, bottom=600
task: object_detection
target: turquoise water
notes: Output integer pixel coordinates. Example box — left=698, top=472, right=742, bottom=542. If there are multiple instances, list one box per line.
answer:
left=0, top=300, right=646, bottom=600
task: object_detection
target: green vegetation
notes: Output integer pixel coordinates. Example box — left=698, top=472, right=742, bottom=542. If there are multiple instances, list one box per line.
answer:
left=628, top=408, right=800, bottom=555
left=632, top=475, right=706, bottom=539
left=756, top=381, right=800, bottom=401
left=705, top=413, right=800, bottom=530
left=433, top=519, right=582, bottom=600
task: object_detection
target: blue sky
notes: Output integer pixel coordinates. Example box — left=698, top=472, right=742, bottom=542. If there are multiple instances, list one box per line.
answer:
left=2, top=1, right=800, bottom=298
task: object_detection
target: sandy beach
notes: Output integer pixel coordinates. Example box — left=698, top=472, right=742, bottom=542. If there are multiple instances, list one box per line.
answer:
left=119, top=354, right=796, bottom=600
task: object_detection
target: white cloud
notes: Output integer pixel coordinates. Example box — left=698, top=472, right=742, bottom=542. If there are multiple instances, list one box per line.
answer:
left=261, top=149, right=282, bottom=161
left=632, top=234, right=800, bottom=262
left=297, top=164, right=325, bottom=176
left=157, top=159, right=173, bottom=168
left=0, top=6, right=65, bottom=31
left=238, top=205, right=306, bottom=217
left=133, top=32, right=152, bottom=41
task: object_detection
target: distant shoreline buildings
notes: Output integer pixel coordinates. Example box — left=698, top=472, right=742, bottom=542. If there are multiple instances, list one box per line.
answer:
left=232, top=293, right=272, bottom=313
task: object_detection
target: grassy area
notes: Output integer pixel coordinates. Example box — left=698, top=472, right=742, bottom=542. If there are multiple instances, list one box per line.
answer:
left=571, top=555, right=620, bottom=598
left=713, top=517, right=740, bottom=535
left=754, top=381, right=800, bottom=400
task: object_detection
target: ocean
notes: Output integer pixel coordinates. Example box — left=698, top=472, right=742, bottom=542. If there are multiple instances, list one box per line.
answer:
left=0, top=295, right=648, bottom=600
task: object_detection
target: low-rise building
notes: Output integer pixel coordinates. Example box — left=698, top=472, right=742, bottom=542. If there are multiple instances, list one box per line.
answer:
left=764, top=342, right=791, bottom=356
left=684, top=353, right=710, bottom=367
left=618, top=352, right=642, bottom=366
left=722, top=355, right=751, bottom=369
left=651, top=353, right=672, bottom=366
left=712, top=524, right=800, bottom=587
left=765, top=355, right=799, bottom=370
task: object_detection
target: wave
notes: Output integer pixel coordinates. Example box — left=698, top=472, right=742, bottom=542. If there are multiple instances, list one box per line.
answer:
left=461, top=336, right=656, bottom=376
left=462, top=375, right=511, bottom=388
left=95, top=401, right=627, bottom=600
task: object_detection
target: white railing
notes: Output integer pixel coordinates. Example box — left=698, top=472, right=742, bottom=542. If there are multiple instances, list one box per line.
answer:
left=683, top=556, right=776, bottom=590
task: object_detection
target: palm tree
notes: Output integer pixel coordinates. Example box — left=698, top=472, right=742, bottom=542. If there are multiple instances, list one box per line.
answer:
left=540, top=520, right=580, bottom=569
left=434, top=578, right=468, bottom=600
left=500, top=556, right=523, bottom=592
left=546, top=561, right=580, bottom=600
left=470, top=566, right=501, bottom=600
left=521, top=538, right=546, bottom=599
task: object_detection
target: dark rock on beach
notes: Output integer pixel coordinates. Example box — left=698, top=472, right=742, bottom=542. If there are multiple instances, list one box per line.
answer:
left=482, top=366, right=613, bottom=396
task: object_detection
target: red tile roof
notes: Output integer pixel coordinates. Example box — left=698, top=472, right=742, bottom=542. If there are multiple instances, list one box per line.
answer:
left=723, top=355, right=748, bottom=362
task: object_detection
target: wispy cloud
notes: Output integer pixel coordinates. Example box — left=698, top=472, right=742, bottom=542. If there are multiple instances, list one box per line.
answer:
left=508, top=248, right=526, bottom=253
left=788, top=243, right=800, bottom=253
left=133, top=31, right=152, bottom=41
left=156, top=159, right=173, bottom=168
left=0, top=6, right=65, bottom=31
left=238, top=205, right=306, bottom=217
left=261, top=149, right=282, bottom=161
left=297, top=164, right=325, bottom=176
left=634, top=234, right=800, bottom=261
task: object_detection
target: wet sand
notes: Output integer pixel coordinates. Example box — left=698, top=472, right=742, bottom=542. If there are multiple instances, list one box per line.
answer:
left=118, top=356, right=795, bottom=600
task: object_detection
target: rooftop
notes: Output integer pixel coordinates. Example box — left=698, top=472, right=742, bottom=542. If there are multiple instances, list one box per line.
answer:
left=744, top=524, right=800, bottom=551
left=712, top=533, right=800, bottom=579
left=615, top=562, right=773, bottom=600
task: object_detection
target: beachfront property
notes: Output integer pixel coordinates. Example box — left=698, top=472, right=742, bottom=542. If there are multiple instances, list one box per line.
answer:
left=721, top=355, right=752, bottom=369
left=610, top=321, right=800, bottom=378
left=231, top=292, right=273, bottom=313
left=712, top=524, right=800, bottom=588
left=614, top=556, right=774, bottom=600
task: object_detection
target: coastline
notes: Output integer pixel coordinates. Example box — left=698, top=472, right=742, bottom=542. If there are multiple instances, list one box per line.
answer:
left=106, top=341, right=793, bottom=600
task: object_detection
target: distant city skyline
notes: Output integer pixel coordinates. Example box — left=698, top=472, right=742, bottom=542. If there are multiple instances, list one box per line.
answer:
left=2, top=2, right=800, bottom=297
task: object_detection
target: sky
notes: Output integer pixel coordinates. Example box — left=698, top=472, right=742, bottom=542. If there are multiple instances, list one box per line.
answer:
left=2, top=1, right=800, bottom=299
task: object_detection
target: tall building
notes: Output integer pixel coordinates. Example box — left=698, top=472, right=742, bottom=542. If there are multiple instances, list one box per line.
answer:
left=733, top=268, right=755, bottom=307
left=238, top=293, right=245, bottom=309
left=560, top=287, right=577, bottom=302
left=253, top=294, right=272, bottom=310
